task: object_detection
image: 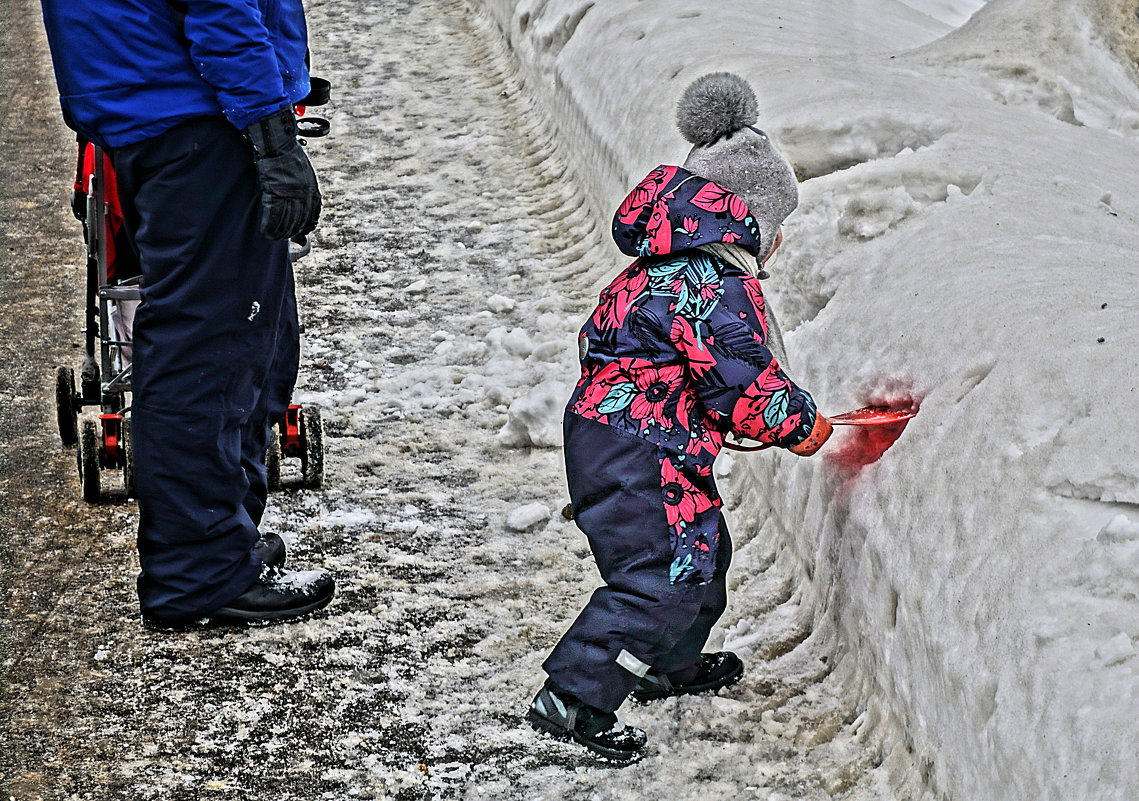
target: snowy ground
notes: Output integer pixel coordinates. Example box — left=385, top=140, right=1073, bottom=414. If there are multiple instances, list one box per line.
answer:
left=275, top=0, right=925, bottom=796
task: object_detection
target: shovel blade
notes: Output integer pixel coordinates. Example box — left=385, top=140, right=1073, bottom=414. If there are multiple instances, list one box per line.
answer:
left=827, top=406, right=917, bottom=426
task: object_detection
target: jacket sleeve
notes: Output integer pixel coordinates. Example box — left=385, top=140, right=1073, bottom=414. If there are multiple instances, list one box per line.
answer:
left=181, top=0, right=297, bottom=130
left=669, top=273, right=818, bottom=449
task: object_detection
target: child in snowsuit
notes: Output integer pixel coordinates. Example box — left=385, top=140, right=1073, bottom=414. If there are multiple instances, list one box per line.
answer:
left=528, top=73, right=833, bottom=762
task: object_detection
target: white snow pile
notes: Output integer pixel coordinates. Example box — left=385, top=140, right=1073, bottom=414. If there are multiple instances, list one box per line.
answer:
left=474, top=0, right=1139, bottom=799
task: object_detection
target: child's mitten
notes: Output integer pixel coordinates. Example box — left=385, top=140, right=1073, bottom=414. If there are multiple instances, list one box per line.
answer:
left=788, top=413, right=832, bottom=457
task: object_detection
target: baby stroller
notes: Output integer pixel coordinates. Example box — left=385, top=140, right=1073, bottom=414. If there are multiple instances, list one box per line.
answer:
left=55, top=80, right=332, bottom=503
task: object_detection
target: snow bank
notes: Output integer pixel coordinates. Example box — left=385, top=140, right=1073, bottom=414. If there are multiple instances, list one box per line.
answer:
left=472, top=0, right=1139, bottom=798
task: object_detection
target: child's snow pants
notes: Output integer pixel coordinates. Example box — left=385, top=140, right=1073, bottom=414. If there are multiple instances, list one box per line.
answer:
left=543, top=414, right=732, bottom=712
left=110, top=116, right=299, bottom=623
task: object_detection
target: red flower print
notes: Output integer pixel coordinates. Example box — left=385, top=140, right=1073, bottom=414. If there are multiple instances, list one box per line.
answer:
left=660, top=458, right=713, bottom=531
left=628, top=365, right=685, bottom=429
left=686, top=422, right=724, bottom=460
left=616, top=165, right=679, bottom=224
left=592, top=263, right=649, bottom=329
left=645, top=199, right=672, bottom=255
left=756, top=365, right=789, bottom=394
left=730, top=364, right=792, bottom=441
left=670, top=385, right=696, bottom=433
left=742, top=276, right=767, bottom=332
left=728, top=194, right=750, bottom=221
left=775, top=414, right=803, bottom=440
left=681, top=216, right=700, bottom=236
left=571, top=362, right=636, bottom=419
left=690, top=182, right=732, bottom=214
left=691, top=181, right=752, bottom=221
left=721, top=231, right=741, bottom=244
left=670, top=316, right=716, bottom=378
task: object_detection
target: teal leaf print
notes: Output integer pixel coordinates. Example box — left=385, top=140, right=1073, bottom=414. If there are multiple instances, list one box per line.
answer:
left=598, top=383, right=636, bottom=414
left=675, top=282, right=691, bottom=316
left=646, top=258, right=687, bottom=281
left=670, top=554, right=695, bottom=584
left=763, top=388, right=790, bottom=429
left=802, top=393, right=817, bottom=418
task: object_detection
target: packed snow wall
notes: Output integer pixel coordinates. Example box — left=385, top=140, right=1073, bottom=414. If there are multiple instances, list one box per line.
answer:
left=471, top=1, right=1139, bottom=799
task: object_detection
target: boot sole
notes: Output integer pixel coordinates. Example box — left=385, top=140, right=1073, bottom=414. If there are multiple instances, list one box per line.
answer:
left=526, top=709, right=644, bottom=764
left=631, top=659, right=745, bottom=702
left=143, top=589, right=334, bottom=631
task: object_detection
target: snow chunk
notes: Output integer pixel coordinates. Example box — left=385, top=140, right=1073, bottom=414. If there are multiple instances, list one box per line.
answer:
left=1095, top=633, right=1136, bottom=667
left=270, top=570, right=327, bottom=594
left=501, top=328, right=533, bottom=358
left=486, top=294, right=516, bottom=314
left=714, top=452, right=735, bottom=479
left=506, top=502, right=551, bottom=532
left=1097, top=514, right=1139, bottom=544
left=496, top=381, right=570, bottom=448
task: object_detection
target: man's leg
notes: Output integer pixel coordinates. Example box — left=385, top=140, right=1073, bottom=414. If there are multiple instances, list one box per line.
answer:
left=113, top=117, right=294, bottom=623
left=240, top=263, right=300, bottom=527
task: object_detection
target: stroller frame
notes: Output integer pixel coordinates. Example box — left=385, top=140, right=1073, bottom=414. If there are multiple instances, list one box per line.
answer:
left=55, top=87, right=331, bottom=503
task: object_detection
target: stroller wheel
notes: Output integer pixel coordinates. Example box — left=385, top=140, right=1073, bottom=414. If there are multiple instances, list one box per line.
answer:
left=80, top=356, right=100, bottom=404
left=265, top=428, right=282, bottom=492
left=300, top=407, right=324, bottom=489
left=78, top=419, right=101, bottom=503
left=56, top=366, right=78, bottom=447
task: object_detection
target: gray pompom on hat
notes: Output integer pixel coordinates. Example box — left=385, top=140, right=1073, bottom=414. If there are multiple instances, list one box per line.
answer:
left=678, top=72, right=798, bottom=257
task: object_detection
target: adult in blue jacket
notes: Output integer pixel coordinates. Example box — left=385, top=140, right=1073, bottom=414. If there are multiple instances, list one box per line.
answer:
left=40, top=0, right=335, bottom=627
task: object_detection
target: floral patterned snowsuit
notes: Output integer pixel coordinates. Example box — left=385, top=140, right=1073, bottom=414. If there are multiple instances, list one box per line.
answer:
left=543, top=165, right=819, bottom=711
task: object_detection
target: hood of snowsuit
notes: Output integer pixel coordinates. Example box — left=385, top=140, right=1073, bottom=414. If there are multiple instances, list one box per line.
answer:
left=611, top=165, right=764, bottom=260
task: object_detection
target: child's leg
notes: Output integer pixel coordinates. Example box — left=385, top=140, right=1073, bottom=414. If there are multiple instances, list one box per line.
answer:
left=650, top=520, right=732, bottom=675
left=545, top=415, right=716, bottom=712
left=542, top=539, right=709, bottom=712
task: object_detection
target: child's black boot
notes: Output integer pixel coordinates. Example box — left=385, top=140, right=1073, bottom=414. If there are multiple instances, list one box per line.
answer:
left=631, top=651, right=744, bottom=702
left=527, top=681, right=647, bottom=763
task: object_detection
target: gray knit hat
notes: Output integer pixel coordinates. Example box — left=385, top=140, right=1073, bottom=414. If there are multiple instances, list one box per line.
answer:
left=678, top=73, right=798, bottom=257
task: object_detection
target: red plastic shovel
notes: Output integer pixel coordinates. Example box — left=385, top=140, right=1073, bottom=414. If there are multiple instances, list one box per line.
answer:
left=723, top=406, right=916, bottom=452
left=827, top=406, right=916, bottom=426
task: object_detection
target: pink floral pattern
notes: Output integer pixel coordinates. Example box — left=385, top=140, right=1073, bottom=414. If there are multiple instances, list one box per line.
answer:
left=569, top=166, right=818, bottom=584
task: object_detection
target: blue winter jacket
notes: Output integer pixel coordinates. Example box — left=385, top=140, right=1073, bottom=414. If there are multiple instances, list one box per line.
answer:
left=40, top=0, right=311, bottom=147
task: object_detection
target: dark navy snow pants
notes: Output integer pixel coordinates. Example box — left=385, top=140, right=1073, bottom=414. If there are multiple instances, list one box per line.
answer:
left=544, top=415, right=732, bottom=712
left=110, top=116, right=299, bottom=622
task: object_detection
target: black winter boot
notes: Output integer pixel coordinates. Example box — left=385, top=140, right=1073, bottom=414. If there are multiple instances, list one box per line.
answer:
left=143, top=565, right=334, bottom=631
left=252, top=531, right=287, bottom=567
left=527, top=682, right=647, bottom=763
left=210, top=565, right=334, bottom=624
left=631, top=651, right=744, bottom=702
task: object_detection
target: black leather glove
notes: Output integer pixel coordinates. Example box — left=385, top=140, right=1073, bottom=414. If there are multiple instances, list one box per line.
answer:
left=243, top=107, right=322, bottom=241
